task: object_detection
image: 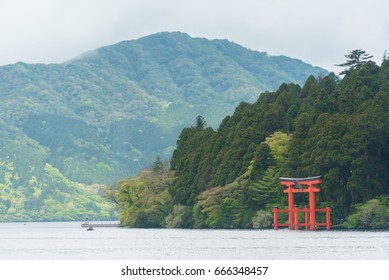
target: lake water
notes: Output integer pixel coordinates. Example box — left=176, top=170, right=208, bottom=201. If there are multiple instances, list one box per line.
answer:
left=0, top=222, right=388, bottom=260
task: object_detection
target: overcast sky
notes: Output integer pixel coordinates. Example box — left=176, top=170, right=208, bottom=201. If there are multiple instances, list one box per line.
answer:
left=0, top=0, right=388, bottom=73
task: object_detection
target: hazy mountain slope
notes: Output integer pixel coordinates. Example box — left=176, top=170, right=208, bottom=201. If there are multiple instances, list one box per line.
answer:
left=0, top=32, right=328, bottom=221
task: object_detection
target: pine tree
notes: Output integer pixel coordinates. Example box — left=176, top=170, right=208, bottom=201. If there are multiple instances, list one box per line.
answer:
left=337, top=49, right=373, bottom=75
left=152, top=156, right=164, bottom=173
left=250, top=143, right=273, bottom=181
left=249, top=166, right=280, bottom=208
left=195, top=115, right=206, bottom=130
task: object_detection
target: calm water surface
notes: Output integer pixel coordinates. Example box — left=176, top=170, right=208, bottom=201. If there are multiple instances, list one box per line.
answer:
left=0, top=222, right=388, bottom=260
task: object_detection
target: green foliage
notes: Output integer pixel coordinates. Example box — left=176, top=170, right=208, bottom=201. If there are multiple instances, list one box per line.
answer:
left=114, top=169, right=174, bottom=227
left=112, top=53, right=389, bottom=229
left=193, top=179, right=253, bottom=229
left=337, top=49, right=373, bottom=75
left=0, top=160, right=116, bottom=222
left=251, top=210, right=273, bottom=229
left=169, top=131, right=290, bottom=229
left=169, top=123, right=216, bottom=205
left=249, top=143, right=273, bottom=181
left=249, top=166, right=282, bottom=209
left=165, top=204, right=187, bottom=228
left=195, top=115, right=206, bottom=130
left=151, top=156, right=164, bottom=173
left=344, top=196, right=389, bottom=229
left=165, top=60, right=389, bottom=229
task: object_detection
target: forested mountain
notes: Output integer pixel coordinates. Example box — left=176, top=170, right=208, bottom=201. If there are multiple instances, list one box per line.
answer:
left=113, top=55, right=389, bottom=229
left=0, top=32, right=327, bottom=221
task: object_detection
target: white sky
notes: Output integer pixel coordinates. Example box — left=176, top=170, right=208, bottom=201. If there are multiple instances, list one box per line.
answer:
left=0, top=0, right=388, bottom=74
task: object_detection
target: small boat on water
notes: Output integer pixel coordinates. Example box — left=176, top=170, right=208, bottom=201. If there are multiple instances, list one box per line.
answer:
left=86, top=226, right=94, bottom=231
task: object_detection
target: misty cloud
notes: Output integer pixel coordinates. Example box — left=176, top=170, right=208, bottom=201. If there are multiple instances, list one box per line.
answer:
left=0, top=0, right=388, bottom=73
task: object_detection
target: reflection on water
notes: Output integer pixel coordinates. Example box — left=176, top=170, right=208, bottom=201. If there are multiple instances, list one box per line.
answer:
left=0, top=222, right=388, bottom=260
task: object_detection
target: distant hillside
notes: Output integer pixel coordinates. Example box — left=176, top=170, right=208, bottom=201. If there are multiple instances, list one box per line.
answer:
left=0, top=32, right=328, bottom=221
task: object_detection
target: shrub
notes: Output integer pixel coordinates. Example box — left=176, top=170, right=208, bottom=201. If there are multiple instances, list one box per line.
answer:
left=165, top=204, right=186, bottom=228
left=251, top=210, right=273, bottom=229
left=345, top=196, right=389, bottom=229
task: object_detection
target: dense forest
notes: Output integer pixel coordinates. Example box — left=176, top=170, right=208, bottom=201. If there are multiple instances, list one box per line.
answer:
left=111, top=51, right=389, bottom=229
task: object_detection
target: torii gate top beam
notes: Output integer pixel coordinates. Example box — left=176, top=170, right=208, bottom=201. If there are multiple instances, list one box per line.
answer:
left=278, top=175, right=322, bottom=182
left=279, top=176, right=322, bottom=186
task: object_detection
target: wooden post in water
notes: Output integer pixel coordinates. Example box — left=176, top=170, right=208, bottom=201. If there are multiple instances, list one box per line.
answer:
left=326, top=206, right=332, bottom=230
left=272, top=207, right=279, bottom=230
left=294, top=205, right=299, bottom=230
left=304, top=205, right=309, bottom=230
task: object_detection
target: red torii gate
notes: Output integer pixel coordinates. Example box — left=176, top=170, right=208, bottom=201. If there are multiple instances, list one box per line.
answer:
left=272, top=176, right=331, bottom=230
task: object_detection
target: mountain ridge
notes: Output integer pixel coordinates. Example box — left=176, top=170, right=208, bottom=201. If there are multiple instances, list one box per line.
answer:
left=0, top=31, right=328, bottom=221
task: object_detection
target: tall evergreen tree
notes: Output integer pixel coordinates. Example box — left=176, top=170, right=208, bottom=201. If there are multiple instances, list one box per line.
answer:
left=195, top=115, right=206, bottom=130
left=152, top=156, right=164, bottom=173
left=337, top=49, right=373, bottom=75
left=250, top=143, right=273, bottom=181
